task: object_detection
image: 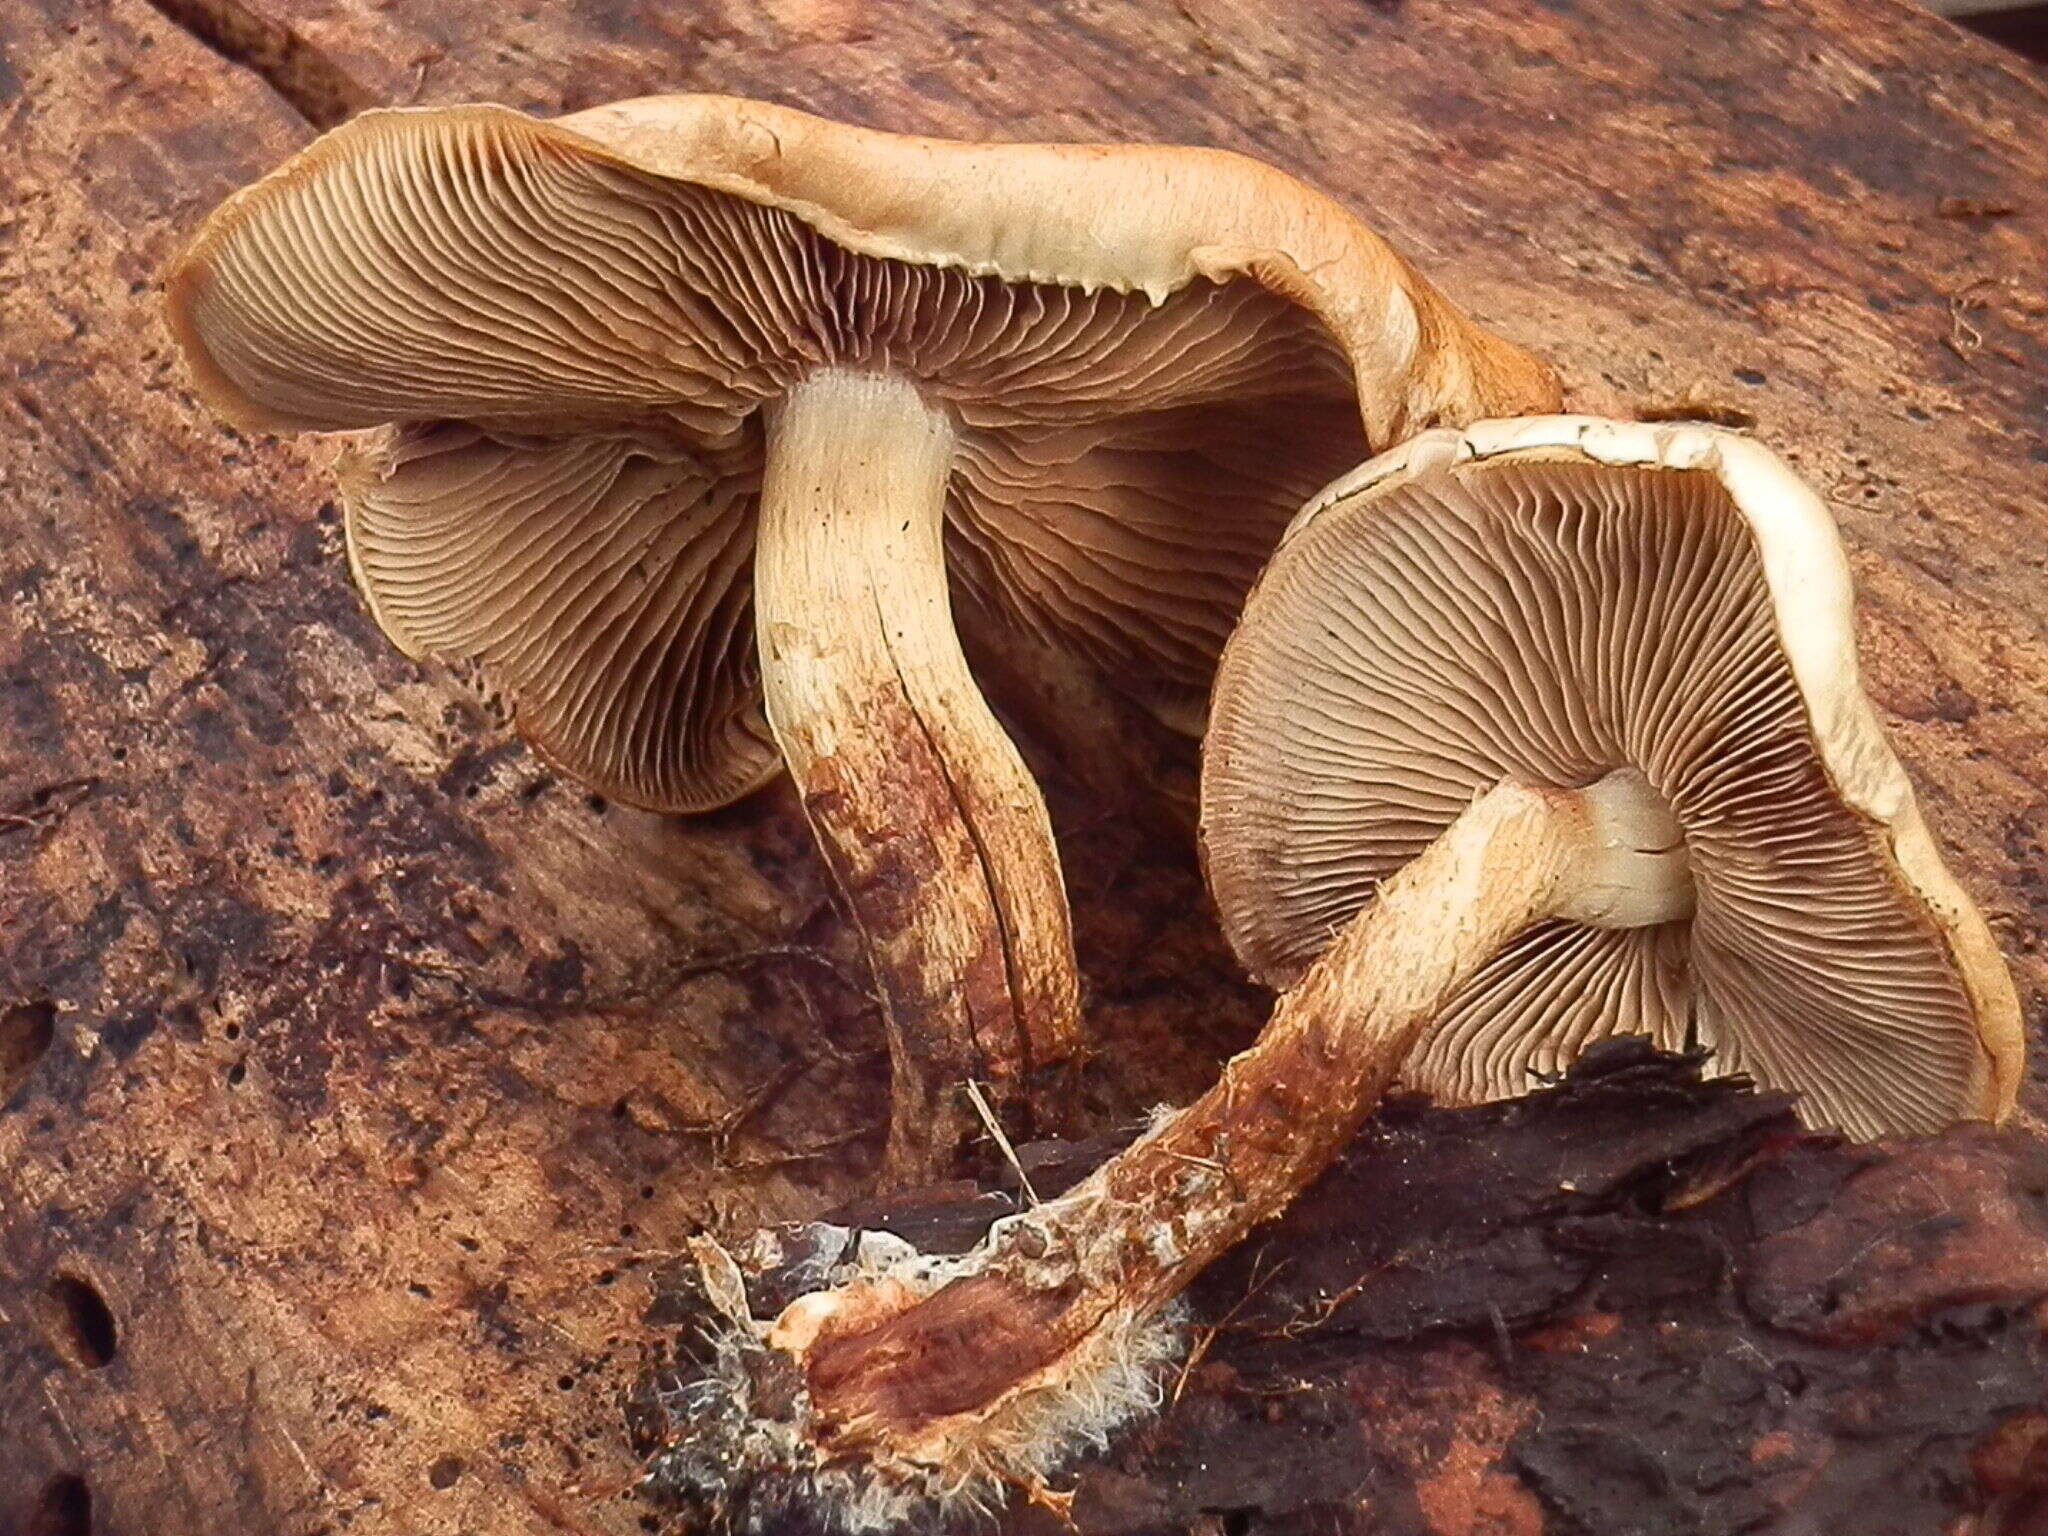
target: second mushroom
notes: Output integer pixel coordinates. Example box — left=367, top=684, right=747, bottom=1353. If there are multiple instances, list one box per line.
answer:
left=637, top=416, right=2023, bottom=1528
left=163, top=96, right=1558, bottom=1175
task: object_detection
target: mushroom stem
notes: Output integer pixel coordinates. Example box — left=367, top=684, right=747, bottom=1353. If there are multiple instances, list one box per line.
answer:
left=755, top=775, right=1629, bottom=1498
left=754, top=369, right=1082, bottom=1180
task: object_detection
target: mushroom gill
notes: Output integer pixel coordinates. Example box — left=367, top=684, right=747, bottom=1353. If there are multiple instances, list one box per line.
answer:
left=167, top=100, right=1559, bottom=1177
left=1205, top=456, right=1992, bottom=1139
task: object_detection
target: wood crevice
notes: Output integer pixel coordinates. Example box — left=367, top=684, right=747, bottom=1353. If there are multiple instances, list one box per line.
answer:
left=138, top=0, right=376, bottom=129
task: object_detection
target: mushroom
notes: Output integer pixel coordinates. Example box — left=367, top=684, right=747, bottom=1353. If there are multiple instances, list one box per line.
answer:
left=1207, top=413, right=2024, bottom=1138
left=644, top=416, right=2022, bottom=1527
left=162, top=96, right=1559, bottom=1175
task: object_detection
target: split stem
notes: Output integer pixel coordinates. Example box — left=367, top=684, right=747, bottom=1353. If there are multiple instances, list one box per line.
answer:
left=753, top=369, right=1083, bottom=1181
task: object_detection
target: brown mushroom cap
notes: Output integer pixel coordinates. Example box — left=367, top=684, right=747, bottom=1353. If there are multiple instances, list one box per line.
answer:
left=1202, top=416, right=2023, bottom=1139
left=163, top=98, right=1558, bottom=810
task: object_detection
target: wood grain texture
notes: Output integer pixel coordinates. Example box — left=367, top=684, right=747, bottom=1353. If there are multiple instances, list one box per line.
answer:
left=1, top=0, right=2043, bottom=1532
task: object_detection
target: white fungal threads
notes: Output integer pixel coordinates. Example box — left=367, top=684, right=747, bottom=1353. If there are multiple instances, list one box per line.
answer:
left=648, top=1231, right=1185, bottom=1533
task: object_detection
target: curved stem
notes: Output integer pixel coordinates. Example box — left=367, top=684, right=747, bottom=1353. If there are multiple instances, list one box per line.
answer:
left=785, top=779, right=1597, bottom=1468
left=754, top=369, right=1082, bottom=1181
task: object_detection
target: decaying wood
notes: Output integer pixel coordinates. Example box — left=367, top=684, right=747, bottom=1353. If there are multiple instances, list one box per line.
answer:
left=2, top=1, right=2045, bottom=1533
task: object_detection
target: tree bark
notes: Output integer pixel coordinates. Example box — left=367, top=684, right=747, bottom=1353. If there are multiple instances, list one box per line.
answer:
left=2, top=1, right=2045, bottom=1533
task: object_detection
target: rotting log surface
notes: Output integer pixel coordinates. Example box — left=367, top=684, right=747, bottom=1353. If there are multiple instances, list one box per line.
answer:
left=0, top=1, right=2044, bottom=1533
